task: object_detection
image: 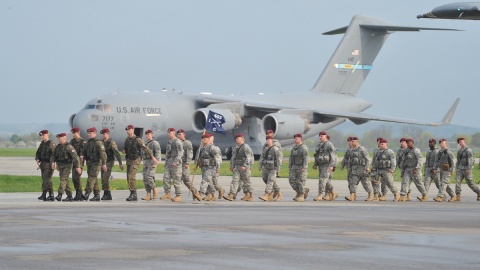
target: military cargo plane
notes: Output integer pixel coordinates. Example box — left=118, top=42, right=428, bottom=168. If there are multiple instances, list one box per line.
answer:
left=70, top=15, right=460, bottom=158
left=418, top=2, right=480, bottom=20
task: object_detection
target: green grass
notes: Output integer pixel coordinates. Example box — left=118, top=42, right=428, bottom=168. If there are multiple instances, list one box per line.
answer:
left=0, top=148, right=37, bottom=157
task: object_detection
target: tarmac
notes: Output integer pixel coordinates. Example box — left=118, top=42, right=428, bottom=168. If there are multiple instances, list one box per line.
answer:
left=1, top=157, right=480, bottom=269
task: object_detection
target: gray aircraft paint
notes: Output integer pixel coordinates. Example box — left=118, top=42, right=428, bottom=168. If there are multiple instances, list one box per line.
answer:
left=418, top=2, right=480, bottom=20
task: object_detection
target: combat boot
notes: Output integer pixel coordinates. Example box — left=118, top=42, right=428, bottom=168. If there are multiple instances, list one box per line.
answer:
left=365, top=193, right=374, bottom=201
left=126, top=190, right=137, bottom=201
left=274, top=192, right=283, bottom=201
left=406, top=191, right=412, bottom=201
left=398, top=195, right=406, bottom=202
left=171, top=195, right=182, bottom=203
left=73, top=191, right=83, bottom=201
left=55, top=194, right=62, bottom=201
left=448, top=195, right=457, bottom=202
left=142, top=191, right=152, bottom=201
left=83, top=191, right=91, bottom=201
left=293, top=191, right=300, bottom=201
left=371, top=193, right=380, bottom=202
left=259, top=193, right=270, bottom=201
left=323, top=192, right=331, bottom=201
left=246, top=192, right=255, bottom=201
left=160, top=192, right=171, bottom=200
left=379, top=194, right=387, bottom=201
left=477, top=192, right=480, bottom=201
left=267, top=192, right=274, bottom=201
left=203, top=193, right=212, bottom=201
left=330, top=191, right=339, bottom=201
left=224, top=193, right=235, bottom=201
left=47, top=190, right=55, bottom=201
left=313, top=193, right=323, bottom=201
left=456, top=194, right=462, bottom=201
left=211, top=195, right=218, bottom=201
left=152, top=188, right=159, bottom=199
left=393, top=193, right=400, bottom=202
left=62, top=195, right=73, bottom=202
left=417, top=194, right=429, bottom=202
left=304, top=188, right=310, bottom=199
left=90, top=194, right=100, bottom=201
left=433, top=196, right=443, bottom=202
left=104, top=190, right=112, bottom=200
left=295, top=194, right=305, bottom=202
left=345, top=193, right=356, bottom=201
left=218, top=188, right=225, bottom=200
left=240, top=193, right=249, bottom=201
left=38, top=191, right=47, bottom=200
left=194, top=192, right=203, bottom=201
left=101, top=191, right=108, bottom=200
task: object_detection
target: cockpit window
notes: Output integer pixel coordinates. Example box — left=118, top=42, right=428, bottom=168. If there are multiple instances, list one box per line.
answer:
left=96, top=105, right=103, bottom=111
left=84, top=104, right=96, bottom=110
left=103, top=104, right=111, bottom=112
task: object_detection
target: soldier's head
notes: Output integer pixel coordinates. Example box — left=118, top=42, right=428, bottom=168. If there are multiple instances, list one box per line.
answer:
left=56, top=133, right=67, bottom=144
left=319, top=131, right=328, bottom=142
left=202, top=133, right=212, bottom=144
left=87, top=127, right=97, bottom=139
left=266, top=135, right=273, bottom=147
left=379, top=139, right=388, bottom=150
left=293, top=134, right=302, bottom=145
left=399, top=138, right=407, bottom=148
left=428, top=138, right=436, bottom=149
left=266, top=129, right=275, bottom=138
left=100, top=128, right=110, bottom=140
left=167, top=128, right=176, bottom=139
left=176, top=129, right=185, bottom=141
left=350, top=137, right=359, bottom=147
left=209, top=134, right=215, bottom=144
left=39, top=130, right=49, bottom=142
left=145, top=130, right=153, bottom=141
left=439, top=138, right=448, bottom=149
left=347, top=136, right=353, bottom=147
left=235, top=134, right=245, bottom=145
left=125, top=125, right=135, bottom=137
left=376, top=137, right=383, bottom=147
left=406, top=138, right=414, bottom=149
left=457, top=137, right=466, bottom=148
left=71, top=128, right=81, bottom=139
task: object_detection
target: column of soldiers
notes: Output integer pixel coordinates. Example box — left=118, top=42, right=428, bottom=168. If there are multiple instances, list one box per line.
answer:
left=35, top=127, right=480, bottom=203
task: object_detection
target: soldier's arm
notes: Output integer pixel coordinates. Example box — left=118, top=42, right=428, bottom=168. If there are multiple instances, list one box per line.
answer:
left=186, top=141, right=193, bottom=164
left=243, top=145, right=253, bottom=168
left=329, top=145, right=337, bottom=168
left=68, top=145, right=81, bottom=168
left=230, top=147, right=236, bottom=168
left=302, top=146, right=309, bottom=170
left=467, top=149, right=474, bottom=169
left=449, top=151, right=456, bottom=172
left=212, top=146, right=222, bottom=170
left=313, top=145, right=319, bottom=167
left=174, top=140, right=184, bottom=164
left=361, top=148, right=370, bottom=170
left=137, top=138, right=154, bottom=159
left=96, top=141, right=107, bottom=166
left=415, top=149, right=423, bottom=169
left=288, top=150, right=293, bottom=170
left=111, top=141, right=123, bottom=165
left=275, top=147, right=282, bottom=171
left=389, top=150, right=396, bottom=170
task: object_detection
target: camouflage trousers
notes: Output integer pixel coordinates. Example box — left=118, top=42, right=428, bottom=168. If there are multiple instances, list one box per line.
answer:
left=289, top=166, right=307, bottom=195
left=207, top=170, right=222, bottom=195
left=199, top=166, right=213, bottom=194
left=85, top=162, right=101, bottom=195
left=317, top=164, right=334, bottom=194
left=142, top=160, right=156, bottom=191
left=348, top=166, right=372, bottom=194
left=181, top=163, right=193, bottom=188
left=383, top=169, right=409, bottom=195
left=126, top=164, right=139, bottom=191
left=230, top=166, right=252, bottom=194
left=100, top=161, right=114, bottom=191
left=455, top=169, right=480, bottom=195
left=424, top=167, right=440, bottom=194
left=57, top=165, right=73, bottom=197
left=401, top=168, right=426, bottom=196
left=163, top=164, right=182, bottom=195
left=71, top=166, right=83, bottom=192
left=371, top=172, right=381, bottom=195
left=262, top=168, right=279, bottom=194
left=39, top=162, right=54, bottom=192
left=438, top=170, right=455, bottom=197
left=376, top=169, right=397, bottom=194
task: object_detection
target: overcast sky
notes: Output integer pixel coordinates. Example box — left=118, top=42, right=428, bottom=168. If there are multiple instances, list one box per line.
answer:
left=1, top=0, right=478, bottom=127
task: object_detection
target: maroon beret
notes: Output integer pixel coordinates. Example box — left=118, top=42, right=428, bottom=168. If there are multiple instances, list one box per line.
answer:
left=125, top=125, right=134, bottom=130
left=235, top=134, right=244, bottom=138
left=167, top=127, right=176, bottom=132
left=176, top=129, right=185, bottom=134
left=87, top=127, right=97, bottom=133
left=100, top=128, right=110, bottom=134
left=376, top=137, right=384, bottom=142
left=39, top=130, right=49, bottom=136
left=347, top=137, right=352, bottom=142
left=351, top=137, right=359, bottom=141
left=294, top=134, right=302, bottom=138
left=70, top=128, right=80, bottom=133
left=406, top=138, right=414, bottom=143
left=380, top=139, right=388, bottom=144
left=400, top=138, right=407, bottom=142
left=56, top=133, right=66, bottom=138
left=428, top=138, right=436, bottom=144
left=145, top=130, right=153, bottom=135
left=319, top=131, right=327, bottom=136
left=266, top=135, right=273, bottom=140
left=202, top=133, right=212, bottom=139
left=266, top=130, right=274, bottom=134
left=457, top=137, right=465, bottom=143
left=439, top=138, right=447, bottom=143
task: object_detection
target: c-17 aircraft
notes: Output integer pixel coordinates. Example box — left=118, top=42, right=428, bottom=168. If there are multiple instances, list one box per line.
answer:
left=70, top=15, right=460, bottom=159
left=418, top=2, right=480, bottom=20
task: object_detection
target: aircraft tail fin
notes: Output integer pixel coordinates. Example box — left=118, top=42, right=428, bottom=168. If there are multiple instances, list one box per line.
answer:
left=311, top=15, right=459, bottom=95
left=440, top=98, right=460, bottom=125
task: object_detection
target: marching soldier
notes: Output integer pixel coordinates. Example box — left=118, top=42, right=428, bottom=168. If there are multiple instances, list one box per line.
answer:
left=454, top=138, right=480, bottom=201
left=399, top=139, right=428, bottom=202
left=141, top=130, right=161, bottom=201
left=161, top=127, right=184, bottom=202
left=81, top=127, right=107, bottom=201
left=288, top=134, right=309, bottom=202
left=340, top=137, right=353, bottom=197
left=258, top=135, right=282, bottom=201
left=264, top=130, right=283, bottom=200
left=70, top=127, right=86, bottom=201
left=312, top=131, right=338, bottom=201
left=196, top=134, right=221, bottom=201
left=100, top=128, right=124, bottom=201
left=124, top=125, right=158, bottom=201
left=51, top=133, right=81, bottom=202
left=390, top=138, right=412, bottom=201
left=206, top=134, right=224, bottom=201
left=35, top=130, right=55, bottom=201
left=176, top=129, right=198, bottom=197
left=370, top=138, right=383, bottom=201
left=224, top=134, right=254, bottom=201
left=345, top=137, right=373, bottom=201
left=372, top=139, right=399, bottom=201
left=433, top=138, right=456, bottom=202
left=424, top=139, right=440, bottom=195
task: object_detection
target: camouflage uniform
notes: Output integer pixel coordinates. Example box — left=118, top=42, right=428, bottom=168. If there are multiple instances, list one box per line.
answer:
left=124, top=135, right=154, bottom=191
left=347, top=146, right=372, bottom=194
left=372, top=148, right=397, bottom=195
left=401, top=147, right=426, bottom=196
left=341, top=147, right=351, bottom=182
left=101, top=138, right=123, bottom=191
left=35, top=140, right=56, bottom=196
left=229, top=143, right=254, bottom=195
left=70, top=137, right=85, bottom=193
left=207, top=144, right=223, bottom=194
left=259, top=144, right=282, bottom=194
left=424, top=147, right=440, bottom=193
left=140, top=139, right=160, bottom=192
left=197, top=144, right=221, bottom=195
left=371, top=147, right=381, bottom=195
left=455, top=146, right=480, bottom=196
left=313, top=141, right=337, bottom=195
left=163, top=137, right=184, bottom=195
left=288, top=143, right=309, bottom=196
left=180, top=139, right=194, bottom=189
left=434, top=148, right=455, bottom=198
left=51, top=142, right=80, bottom=199
left=383, top=147, right=407, bottom=196
left=82, top=138, right=107, bottom=196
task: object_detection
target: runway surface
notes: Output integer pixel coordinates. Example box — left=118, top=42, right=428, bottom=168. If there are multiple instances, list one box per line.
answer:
left=1, top=157, right=480, bottom=269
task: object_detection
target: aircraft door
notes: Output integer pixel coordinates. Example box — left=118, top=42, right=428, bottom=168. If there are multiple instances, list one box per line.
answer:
left=134, top=128, right=144, bottom=138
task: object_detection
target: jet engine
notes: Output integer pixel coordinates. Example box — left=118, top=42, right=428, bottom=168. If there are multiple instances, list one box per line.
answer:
left=262, top=113, right=310, bottom=140
left=192, top=108, right=242, bottom=133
